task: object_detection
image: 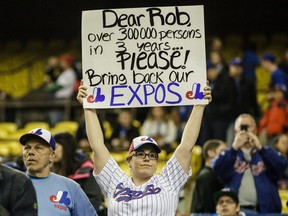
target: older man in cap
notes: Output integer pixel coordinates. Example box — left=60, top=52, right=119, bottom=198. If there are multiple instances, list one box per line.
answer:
left=20, top=128, right=97, bottom=216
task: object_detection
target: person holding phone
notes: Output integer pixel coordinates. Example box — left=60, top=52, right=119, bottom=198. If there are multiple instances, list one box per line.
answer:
left=213, top=113, right=287, bottom=214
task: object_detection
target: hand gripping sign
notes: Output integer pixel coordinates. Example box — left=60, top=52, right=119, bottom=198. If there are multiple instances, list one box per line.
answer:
left=82, top=5, right=207, bottom=108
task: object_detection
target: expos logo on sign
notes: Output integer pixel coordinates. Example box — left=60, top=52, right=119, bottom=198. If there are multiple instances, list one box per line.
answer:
left=86, top=82, right=204, bottom=105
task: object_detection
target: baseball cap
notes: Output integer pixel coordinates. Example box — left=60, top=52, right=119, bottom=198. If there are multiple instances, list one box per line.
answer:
left=19, top=128, right=56, bottom=151
left=214, top=188, right=239, bottom=204
left=230, top=57, right=242, bottom=66
left=262, top=53, right=276, bottom=63
left=128, top=136, right=161, bottom=154
left=59, top=54, right=75, bottom=66
left=206, top=62, right=216, bottom=70
left=272, top=84, right=287, bottom=92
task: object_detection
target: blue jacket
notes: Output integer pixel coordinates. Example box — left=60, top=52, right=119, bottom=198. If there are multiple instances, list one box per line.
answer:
left=213, top=147, right=287, bottom=213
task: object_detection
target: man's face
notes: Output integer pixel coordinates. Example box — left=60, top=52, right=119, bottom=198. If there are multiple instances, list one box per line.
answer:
left=235, top=116, right=257, bottom=134
left=216, top=196, right=240, bottom=216
left=229, top=65, right=242, bottom=78
left=23, top=138, right=54, bottom=177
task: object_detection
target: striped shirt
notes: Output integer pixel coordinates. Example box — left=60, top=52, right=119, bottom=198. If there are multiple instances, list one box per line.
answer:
left=94, top=155, right=191, bottom=216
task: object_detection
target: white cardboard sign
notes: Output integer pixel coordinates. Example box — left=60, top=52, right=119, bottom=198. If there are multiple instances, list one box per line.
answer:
left=82, top=5, right=207, bottom=108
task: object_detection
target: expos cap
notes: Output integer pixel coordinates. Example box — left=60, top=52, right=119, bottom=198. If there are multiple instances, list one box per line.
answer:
left=214, top=188, right=239, bottom=204
left=230, top=57, right=242, bottom=66
left=19, top=128, right=56, bottom=151
left=128, top=136, right=161, bottom=154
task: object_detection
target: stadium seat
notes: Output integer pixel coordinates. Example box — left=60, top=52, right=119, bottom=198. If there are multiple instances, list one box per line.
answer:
left=0, top=130, right=8, bottom=139
left=224, top=34, right=243, bottom=48
left=249, top=33, right=268, bottom=53
left=191, top=145, right=203, bottom=177
left=24, top=121, right=50, bottom=131
left=51, top=121, right=79, bottom=135
left=279, top=190, right=288, bottom=213
left=270, top=33, right=288, bottom=46
left=0, top=122, right=18, bottom=133
left=110, top=151, right=127, bottom=164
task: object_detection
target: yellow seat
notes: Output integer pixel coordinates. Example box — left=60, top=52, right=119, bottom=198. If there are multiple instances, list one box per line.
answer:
left=0, top=130, right=8, bottom=139
left=0, top=145, right=10, bottom=157
left=102, top=120, right=113, bottom=140
left=0, top=122, right=18, bottom=133
left=279, top=190, right=288, bottom=213
left=24, top=122, right=50, bottom=131
left=111, top=151, right=127, bottom=164
left=191, top=145, right=203, bottom=177
left=8, top=130, right=26, bottom=141
left=0, top=140, right=22, bottom=156
left=51, top=121, right=79, bottom=135
left=119, top=162, right=130, bottom=176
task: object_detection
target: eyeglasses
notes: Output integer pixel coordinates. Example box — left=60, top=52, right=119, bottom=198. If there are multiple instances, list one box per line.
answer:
left=133, top=151, right=158, bottom=160
left=217, top=199, right=236, bottom=205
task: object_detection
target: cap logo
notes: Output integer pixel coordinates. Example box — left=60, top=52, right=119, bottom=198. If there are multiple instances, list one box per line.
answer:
left=141, top=137, right=154, bottom=142
left=32, top=128, right=43, bottom=136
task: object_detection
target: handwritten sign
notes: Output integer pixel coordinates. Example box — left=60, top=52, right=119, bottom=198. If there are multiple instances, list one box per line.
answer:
left=82, top=5, right=207, bottom=108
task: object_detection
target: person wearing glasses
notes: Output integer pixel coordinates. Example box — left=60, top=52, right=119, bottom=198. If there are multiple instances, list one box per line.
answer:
left=76, top=81, right=212, bottom=216
left=214, top=188, right=245, bottom=216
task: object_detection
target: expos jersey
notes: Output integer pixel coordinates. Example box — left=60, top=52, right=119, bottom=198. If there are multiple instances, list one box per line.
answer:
left=94, top=155, right=191, bottom=216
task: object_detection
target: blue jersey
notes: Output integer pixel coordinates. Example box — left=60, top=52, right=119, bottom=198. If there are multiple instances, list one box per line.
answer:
left=29, top=172, right=97, bottom=216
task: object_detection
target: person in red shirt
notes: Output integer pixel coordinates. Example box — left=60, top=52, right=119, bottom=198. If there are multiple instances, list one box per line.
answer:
left=258, top=84, right=288, bottom=146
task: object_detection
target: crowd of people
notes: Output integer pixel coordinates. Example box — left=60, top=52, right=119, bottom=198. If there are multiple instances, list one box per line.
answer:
left=1, top=35, right=288, bottom=216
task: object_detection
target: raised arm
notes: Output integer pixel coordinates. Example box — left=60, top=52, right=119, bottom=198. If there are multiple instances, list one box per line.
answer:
left=77, top=84, right=110, bottom=174
left=174, top=84, right=211, bottom=173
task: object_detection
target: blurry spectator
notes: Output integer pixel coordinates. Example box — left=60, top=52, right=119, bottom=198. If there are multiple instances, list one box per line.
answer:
left=214, top=188, right=244, bottom=216
left=109, top=110, right=140, bottom=151
left=76, top=112, right=92, bottom=153
left=206, top=37, right=224, bottom=58
left=52, top=132, right=106, bottom=215
left=198, top=63, right=236, bottom=146
left=46, top=54, right=77, bottom=126
left=279, top=48, right=288, bottom=76
left=141, top=107, right=177, bottom=153
left=227, top=57, right=260, bottom=146
left=273, top=134, right=288, bottom=190
left=258, top=85, right=288, bottom=146
left=170, top=106, right=192, bottom=144
left=241, top=41, right=259, bottom=83
left=213, top=113, right=287, bottom=214
left=0, top=164, right=38, bottom=216
left=44, top=55, right=61, bottom=84
left=19, top=128, right=97, bottom=215
left=4, top=155, right=26, bottom=172
left=229, top=57, right=260, bottom=118
left=261, top=52, right=288, bottom=100
left=209, top=50, right=228, bottom=75
left=191, top=139, right=226, bottom=213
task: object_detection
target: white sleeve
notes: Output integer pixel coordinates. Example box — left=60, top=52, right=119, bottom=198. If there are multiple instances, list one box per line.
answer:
left=93, top=157, right=126, bottom=197
left=158, top=155, right=191, bottom=193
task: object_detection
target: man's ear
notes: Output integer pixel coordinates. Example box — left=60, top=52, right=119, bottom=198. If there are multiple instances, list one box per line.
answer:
left=50, top=150, right=55, bottom=162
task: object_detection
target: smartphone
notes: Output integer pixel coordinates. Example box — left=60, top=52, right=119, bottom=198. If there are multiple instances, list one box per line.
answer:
left=240, top=124, right=248, bottom=131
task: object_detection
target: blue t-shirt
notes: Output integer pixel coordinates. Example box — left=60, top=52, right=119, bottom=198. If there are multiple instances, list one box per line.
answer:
left=29, top=172, right=97, bottom=216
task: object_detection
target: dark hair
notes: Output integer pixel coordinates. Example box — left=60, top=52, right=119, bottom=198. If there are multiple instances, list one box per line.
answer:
left=202, top=139, right=224, bottom=161
left=52, top=132, right=78, bottom=176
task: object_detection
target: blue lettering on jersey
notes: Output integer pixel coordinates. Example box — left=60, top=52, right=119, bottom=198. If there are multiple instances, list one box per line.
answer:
left=113, top=183, right=161, bottom=202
